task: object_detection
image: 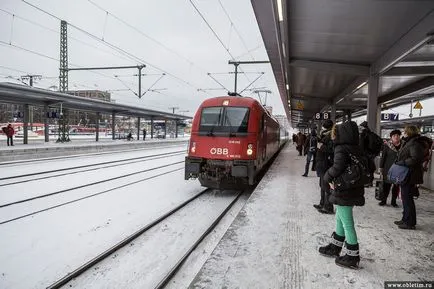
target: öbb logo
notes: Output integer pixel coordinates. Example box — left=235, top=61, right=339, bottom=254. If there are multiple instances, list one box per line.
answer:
left=210, top=147, right=229, bottom=155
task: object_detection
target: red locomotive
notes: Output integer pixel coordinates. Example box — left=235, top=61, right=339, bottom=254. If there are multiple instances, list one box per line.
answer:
left=185, top=96, right=282, bottom=189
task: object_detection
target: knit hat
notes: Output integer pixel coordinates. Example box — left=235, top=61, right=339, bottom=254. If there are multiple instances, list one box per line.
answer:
left=390, top=129, right=401, bottom=137
left=322, top=119, right=333, bottom=130
left=360, top=121, right=368, bottom=128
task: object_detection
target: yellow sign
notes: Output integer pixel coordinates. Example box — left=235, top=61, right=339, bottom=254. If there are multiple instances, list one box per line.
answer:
left=414, top=101, right=423, bottom=109
left=296, top=101, right=304, bottom=110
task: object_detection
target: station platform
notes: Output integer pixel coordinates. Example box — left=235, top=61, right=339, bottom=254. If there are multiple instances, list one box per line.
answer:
left=189, top=144, right=434, bottom=288
left=0, top=136, right=189, bottom=162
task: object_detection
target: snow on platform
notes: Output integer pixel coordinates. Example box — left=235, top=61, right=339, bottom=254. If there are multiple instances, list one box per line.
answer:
left=189, top=144, right=434, bottom=289
left=0, top=136, right=189, bottom=162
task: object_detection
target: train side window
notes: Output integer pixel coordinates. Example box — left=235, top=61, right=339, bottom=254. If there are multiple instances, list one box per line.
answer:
left=260, top=114, right=265, bottom=132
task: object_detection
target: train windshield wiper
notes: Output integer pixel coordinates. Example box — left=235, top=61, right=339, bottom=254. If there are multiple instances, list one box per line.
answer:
left=207, top=125, right=216, bottom=136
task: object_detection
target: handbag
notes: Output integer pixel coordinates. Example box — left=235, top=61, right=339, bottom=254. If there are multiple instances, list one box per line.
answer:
left=375, top=180, right=384, bottom=200
left=387, top=163, right=410, bottom=185
left=334, top=150, right=370, bottom=190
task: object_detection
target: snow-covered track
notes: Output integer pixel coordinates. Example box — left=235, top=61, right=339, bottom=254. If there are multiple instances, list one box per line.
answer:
left=45, top=188, right=218, bottom=289
left=0, top=150, right=185, bottom=184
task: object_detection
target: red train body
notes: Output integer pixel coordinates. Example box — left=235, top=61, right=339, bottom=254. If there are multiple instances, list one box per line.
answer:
left=185, top=96, right=281, bottom=189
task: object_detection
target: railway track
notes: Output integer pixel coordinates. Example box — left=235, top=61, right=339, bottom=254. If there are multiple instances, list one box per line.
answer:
left=0, top=143, right=188, bottom=166
left=0, top=150, right=186, bottom=183
left=0, top=162, right=185, bottom=225
left=46, top=189, right=243, bottom=289
left=0, top=151, right=185, bottom=186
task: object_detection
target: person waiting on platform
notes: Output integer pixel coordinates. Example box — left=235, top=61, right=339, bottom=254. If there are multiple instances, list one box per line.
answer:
left=319, top=121, right=365, bottom=269
left=143, top=128, right=147, bottom=141
left=127, top=131, right=133, bottom=141
left=378, top=129, right=401, bottom=207
left=296, top=132, right=306, bottom=156
left=302, top=129, right=317, bottom=177
left=2, top=124, right=15, bottom=146
left=313, top=119, right=334, bottom=214
left=393, top=125, right=426, bottom=230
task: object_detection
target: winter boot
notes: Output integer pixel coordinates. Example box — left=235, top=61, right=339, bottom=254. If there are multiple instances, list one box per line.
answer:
left=335, top=242, right=360, bottom=269
left=318, top=232, right=344, bottom=257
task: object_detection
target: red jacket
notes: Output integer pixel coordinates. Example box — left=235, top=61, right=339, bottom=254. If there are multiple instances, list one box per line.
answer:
left=4, top=126, right=14, bottom=137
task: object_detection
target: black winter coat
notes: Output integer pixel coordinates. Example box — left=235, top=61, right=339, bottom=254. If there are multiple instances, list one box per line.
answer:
left=304, top=136, right=317, bottom=155
left=379, top=141, right=401, bottom=182
left=396, top=135, right=425, bottom=185
left=315, top=129, right=333, bottom=176
left=323, top=121, right=365, bottom=206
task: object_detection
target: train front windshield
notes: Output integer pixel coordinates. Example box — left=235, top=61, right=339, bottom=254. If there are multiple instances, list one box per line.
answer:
left=199, top=107, right=249, bottom=136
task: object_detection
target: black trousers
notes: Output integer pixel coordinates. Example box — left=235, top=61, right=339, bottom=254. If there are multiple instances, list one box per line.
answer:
left=319, top=176, right=333, bottom=211
left=400, top=184, right=417, bottom=226
left=381, top=182, right=399, bottom=204
left=7, top=136, right=13, bottom=146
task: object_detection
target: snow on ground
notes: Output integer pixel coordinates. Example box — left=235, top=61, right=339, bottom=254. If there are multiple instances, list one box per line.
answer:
left=0, top=146, right=203, bottom=289
left=65, top=191, right=239, bottom=289
left=189, top=145, right=434, bottom=289
left=165, top=192, right=250, bottom=289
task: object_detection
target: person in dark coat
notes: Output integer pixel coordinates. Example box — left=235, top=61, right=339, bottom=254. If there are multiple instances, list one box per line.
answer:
left=296, top=132, right=306, bottom=156
left=359, top=121, right=376, bottom=186
left=143, top=128, right=147, bottom=141
left=394, top=125, right=425, bottom=230
left=378, top=129, right=401, bottom=207
left=4, top=124, right=15, bottom=146
left=319, top=121, right=364, bottom=269
left=302, top=130, right=317, bottom=177
left=313, top=119, right=334, bottom=214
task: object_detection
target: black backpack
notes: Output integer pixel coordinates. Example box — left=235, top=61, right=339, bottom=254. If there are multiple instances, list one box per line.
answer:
left=366, top=131, right=383, bottom=156
left=334, top=149, right=371, bottom=190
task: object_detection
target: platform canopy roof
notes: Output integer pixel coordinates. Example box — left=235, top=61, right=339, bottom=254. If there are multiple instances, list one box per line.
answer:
left=250, top=0, right=434, bottom=128
left=0, top=82, right=190, bottom=120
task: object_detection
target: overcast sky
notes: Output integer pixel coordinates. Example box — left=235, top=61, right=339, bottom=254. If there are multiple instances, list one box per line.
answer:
left=0, top=0, right=285, bottom=117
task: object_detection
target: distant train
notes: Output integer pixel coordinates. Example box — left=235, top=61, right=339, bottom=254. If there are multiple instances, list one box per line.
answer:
left=185, top=96, right=282, bottom=189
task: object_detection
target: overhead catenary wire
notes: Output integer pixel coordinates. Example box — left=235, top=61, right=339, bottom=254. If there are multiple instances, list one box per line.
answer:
left=217, top=0, right=256, bottom=62
left=0, top=41, right=139, bottom=93
left=20, top=0, right=209, bottom=95
left=87, top=0, right=208, bottom=73
left=188, top=0, right=252, bottom=86
left=0, top=40, right=137, bottom=88
left=0, top=7, right=136, bottom=64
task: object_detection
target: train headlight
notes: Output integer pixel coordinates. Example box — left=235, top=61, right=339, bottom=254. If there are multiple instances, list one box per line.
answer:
left=191, top=142, right=196, bottom=153
left=247, top=143, right=253, bottom=155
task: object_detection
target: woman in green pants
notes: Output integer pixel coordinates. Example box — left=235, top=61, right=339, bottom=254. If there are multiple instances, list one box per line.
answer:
left=320, top=121, right=365, bottom=269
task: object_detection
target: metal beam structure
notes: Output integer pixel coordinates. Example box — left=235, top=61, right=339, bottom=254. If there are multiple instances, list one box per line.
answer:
left=59, top=20, right=68, bottom=92
left=251, top=0, right=434, bottom=128
left=371, top=10, right=434, bottom=74
left=0, top=83, right=191, bottom=121
left=291, top=96, right=330, bottom=103
left=384, top=66, right=434, bottom=76
left=333, top=76, right=367, bottom=104
left=289, top=59, right=370, bottom=76
left=67, top=65, right=145, bottom=71
left=378, top=76, right=434, bottom=104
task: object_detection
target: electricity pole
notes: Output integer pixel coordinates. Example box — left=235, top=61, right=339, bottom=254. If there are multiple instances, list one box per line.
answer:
left=169, top=107, right=179, bottom=114
left=228, top=60, right=269, bottom=95
left=21, top=75, right=42, bottom=138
